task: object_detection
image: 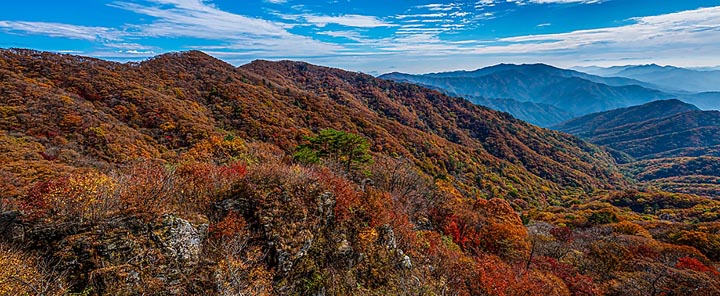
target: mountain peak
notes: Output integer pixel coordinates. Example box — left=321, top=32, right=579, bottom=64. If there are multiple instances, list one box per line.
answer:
left=643, top=98, right=699, bottom=110
left=140, top=50, right=233, bottom=71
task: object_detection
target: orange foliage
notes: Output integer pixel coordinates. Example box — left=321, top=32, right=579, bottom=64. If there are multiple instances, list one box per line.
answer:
left=210, top=212, right=247, bottom=240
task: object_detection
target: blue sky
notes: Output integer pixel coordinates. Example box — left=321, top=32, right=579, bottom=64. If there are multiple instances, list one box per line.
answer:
left=1, top=0, right=719, bottom=74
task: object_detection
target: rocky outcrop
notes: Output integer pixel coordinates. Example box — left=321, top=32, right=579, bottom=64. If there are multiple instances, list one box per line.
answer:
left=17, top=214, right=210, bottom=295
left=153, top=214, right=208, bottom=264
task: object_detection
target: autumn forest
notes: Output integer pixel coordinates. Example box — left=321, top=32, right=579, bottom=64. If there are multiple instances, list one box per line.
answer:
left=0, top=49, right=719, bottom=295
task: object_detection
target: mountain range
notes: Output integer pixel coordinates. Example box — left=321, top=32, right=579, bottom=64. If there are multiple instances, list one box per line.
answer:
left=381, top=64, right=720, bottom=126
left=2, top=49, right=720, bottom=295
left=554, top=99, right=720, bottom=196
left=576, top=64, right=720, bottom=93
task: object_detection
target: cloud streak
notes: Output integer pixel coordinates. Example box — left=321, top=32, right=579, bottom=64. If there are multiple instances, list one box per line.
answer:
left=0, top=21, right=123, bottom=41
left=109, top=0, right=344, bottom=56
left=487, top=6, right=720, bottom=53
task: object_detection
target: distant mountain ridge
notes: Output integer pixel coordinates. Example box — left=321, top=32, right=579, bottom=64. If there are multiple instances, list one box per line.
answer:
left=380, top=63, right=672, bottom=126
left=554, top=99, right=720, bottom=196
left=552, top=99, right=700, bottom=138
left=579, top=64, right=720, bottom=93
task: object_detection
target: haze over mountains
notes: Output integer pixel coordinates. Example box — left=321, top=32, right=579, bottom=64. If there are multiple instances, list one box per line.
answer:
left=577, top=64, right=720, bottom=93
left=381, top=64, right=720, bottom=126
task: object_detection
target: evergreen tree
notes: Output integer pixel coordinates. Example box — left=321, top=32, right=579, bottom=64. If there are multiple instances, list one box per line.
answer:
left=294, top=129, right=372, bottom=171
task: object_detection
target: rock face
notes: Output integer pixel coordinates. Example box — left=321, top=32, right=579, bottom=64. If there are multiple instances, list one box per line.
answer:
left=18, top=214, right=211, bottom=295
left=154, top=214, right=208, bottom=264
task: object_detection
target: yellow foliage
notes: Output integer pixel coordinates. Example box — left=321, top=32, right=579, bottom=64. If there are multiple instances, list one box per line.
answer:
left=58, top=95, right=73, bottom=104
left=0, top=246, right=65, bottom=296
left=39, top=170, right=117, bottom=221
left=359, top=227, right=379, bottom=246
left=611, top=221, right=652, bottom=238
left=60, top=113, right=83, bottom=128
left=183, top=134, right=248, bottom=162
left=160, top=121, right=176, bottom=131
left=435, top=178, right=463, bottom=200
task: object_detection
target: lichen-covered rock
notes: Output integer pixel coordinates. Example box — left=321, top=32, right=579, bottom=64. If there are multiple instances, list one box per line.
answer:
left=153, top=214, right=208, bottom=263
left=23, top=213, right=214, bottom=295
left=401, top=254, right=412, bottom=269
left=378, top=224, right=396, bottom=249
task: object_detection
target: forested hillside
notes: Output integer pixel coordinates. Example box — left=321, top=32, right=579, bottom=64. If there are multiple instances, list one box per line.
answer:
left=555, top=99, right=720, bottom=197
left=1, top=49, right=718, bottom=295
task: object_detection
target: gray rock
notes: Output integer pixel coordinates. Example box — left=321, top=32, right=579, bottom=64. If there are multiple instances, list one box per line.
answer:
left=337, top=239, right=353, bottom=255
left=153, top=214, right=208, bottom=263
left=378, top=224, right=396, bottom=249
left=401, top=255, right=412, bottom=269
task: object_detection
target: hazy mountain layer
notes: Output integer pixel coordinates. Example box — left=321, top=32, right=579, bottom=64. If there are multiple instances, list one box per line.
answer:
left=381, top=64, right=671, bottom=126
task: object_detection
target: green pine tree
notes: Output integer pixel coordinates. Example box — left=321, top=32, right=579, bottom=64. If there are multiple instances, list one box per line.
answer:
left=293, top=128, right=372, bottom=171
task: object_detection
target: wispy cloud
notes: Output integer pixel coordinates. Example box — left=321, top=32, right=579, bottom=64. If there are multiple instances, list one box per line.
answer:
left=111, top=0, right=292, bottom=38
left=476, top=0, right=603, bottom=6
left=108, top=0, right=344, bottom=56
left=527, top=0, right=603, bottom=3
left=295, top=14, right=396, bottom=28
left=416, top=4, right=459, bottom=11
left=0, top=21, right=123, bottom=41
left=486, top=6, right=720, bottom=54
left=316, top=30, right=364, bottom=42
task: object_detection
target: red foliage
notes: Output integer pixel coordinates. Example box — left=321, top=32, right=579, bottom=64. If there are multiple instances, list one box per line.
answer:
left=550, top=226, right=574, bottom=243
left=443, top=214, right=476, bottom=250
left=21, top=178, right=62, bottom=221
left=675, top=257, right=720, bottom=276
left=533, top=256, right=599, bottom=295
left=440, top=198, right=529, bottom=259
left=220, top=162, right=247, bottom=180
left=316, top=168, right=360, bottom=223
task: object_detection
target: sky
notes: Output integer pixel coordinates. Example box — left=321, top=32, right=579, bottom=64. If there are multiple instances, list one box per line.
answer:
left=1, top=0, right=720, bottom=74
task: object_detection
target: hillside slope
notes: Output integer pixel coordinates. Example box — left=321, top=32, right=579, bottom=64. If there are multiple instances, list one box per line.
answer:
left=2, top=49, right=720, bottom=295
left=554, top=99, right=720, bottom=196
left=0, top=49, right=625, bottom=203
left=553, top=99, right=700, bottom=137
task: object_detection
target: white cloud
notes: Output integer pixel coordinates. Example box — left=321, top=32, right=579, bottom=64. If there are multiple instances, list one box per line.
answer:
left=111, top=0, right=291, bottom=38
left=527, top=0, right=603, bottom=3
left=109, top=0, right=344, bottom=56
left=476, top=0, right=603, bottom=6
left=302, top=14, right=396, bottom=28
left=396, top=13, right=448, bottom=19
left=486, top=6, right=720, bottom=54
left=0, top=21, right=123, bottom=41
left=416, top=4, right=458, bottom=11
left=264, top=0, right=287, bottom=3
left=316, top=30, right=364, bottom=42
left=0, top=0, right=346, bottom=58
